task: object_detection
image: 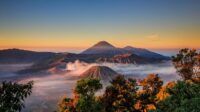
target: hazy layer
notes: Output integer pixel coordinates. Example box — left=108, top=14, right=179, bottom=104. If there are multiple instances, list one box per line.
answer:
left=0, top=61, right=179, bottom=112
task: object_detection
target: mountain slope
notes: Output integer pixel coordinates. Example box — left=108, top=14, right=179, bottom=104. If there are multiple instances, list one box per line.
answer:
left=123, top=46, right=168, bottom=60
left=80, top=66, right=119, bottom=81
left=0, top=49, right=57, bottom=64
left=81, top=41, right=169, bottom=60
left=81, top=41, right=125, bottom=55
left=96, top=53, right=154, bottom=64
left=17, top=55, right=65, bottom=74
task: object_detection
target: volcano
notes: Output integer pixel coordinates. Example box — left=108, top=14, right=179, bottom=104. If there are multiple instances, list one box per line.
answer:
left=80, top=66, right=119, bottom=81
left=81, top=41, right=124, bottom=55
left=81, top=41, right=169, bottom=60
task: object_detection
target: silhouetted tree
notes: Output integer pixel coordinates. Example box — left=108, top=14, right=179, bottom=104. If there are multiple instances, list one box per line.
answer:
left=100, top=75, right=138, bottom=112
left=0, top=81, right=33, bottom=112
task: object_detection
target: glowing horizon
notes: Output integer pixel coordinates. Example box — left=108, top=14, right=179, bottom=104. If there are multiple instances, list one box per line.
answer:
left=0, top=0, right=200, bottom=52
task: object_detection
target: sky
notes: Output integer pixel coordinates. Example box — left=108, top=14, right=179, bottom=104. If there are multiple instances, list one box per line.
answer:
left=0, top=0, right=200, bottom=54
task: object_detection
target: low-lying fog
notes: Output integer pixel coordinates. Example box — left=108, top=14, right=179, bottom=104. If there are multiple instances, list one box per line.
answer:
left=0, top=60, right=180, bottom=112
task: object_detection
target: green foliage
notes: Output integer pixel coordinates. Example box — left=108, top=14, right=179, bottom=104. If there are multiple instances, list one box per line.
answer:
left=59, top=97, right=76, bottom=112
left=100, top=75, right=138, bottom=112
left=0, top=81, right=33, bottom=112
left=59, top=78, right=103, bottom=112
left=75, top=78, right=103, bottom=112
left=137, top=74, right=163, bottom=112
left=153, top=81, right=200, bottom=112
left=76, top=95, right=102, bottom=112
left=75, top=78, right=102, bottom=96
left=172, top=48, right=199, bottom=81
left=60, top=74, right=200, bottom=112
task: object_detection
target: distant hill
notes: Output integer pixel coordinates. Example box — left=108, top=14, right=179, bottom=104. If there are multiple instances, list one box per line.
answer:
left=0, top=42, right=170, bottom=74
left=17, top=55, right=65, bottom=74
left=0, top=49, right=57, bottom=64
left=0, top=48, right=98, bottom=65
left=81, top=41, right=126, bottom=55
left=0, top=49, right=65, bottom=74
left=80, top=66, right=119, bottom=81
left=0, top=42, right=169, bottom=65
left=81, top=41, right=169, bottom=60
left=96, top=53, right=155, bottom=64
left=123, top=46, right=168, bottom=60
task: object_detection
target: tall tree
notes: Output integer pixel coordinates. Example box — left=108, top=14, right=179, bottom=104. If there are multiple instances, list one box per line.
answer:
left=137, top=74, right=163, bottom=112
left=172, top=48, right=199, bottom=81
left=59, top=78, right=102, bottom=112
left=194, top=53, right=200, bottom=83
left=0, top=81, right=33, bottom=112
left=75, top=78, right=103, bottom=112
left=153, top=81, right=200, bottom=112
left=100, top=75, right=138, bottom=112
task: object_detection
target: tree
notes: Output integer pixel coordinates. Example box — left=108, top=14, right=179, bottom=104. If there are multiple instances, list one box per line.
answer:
left=150, top=49, right=200, bottom=112
left=75, top=78, right=102, bottom=96
left=137, top=74, right=163, bottom=112
left=154, top=81, right=200, bottom=112
left=59, top=95, right=77, bottom=112
left=172, top=48, right=199, bottom=81
left=75, top=78, right=103, bottom=112
left=156, top=81, right=176, bottom=101
left=100, top=75, right=138, bottom=112
left=0, top=81, right=33, bottom=112
left=194, top=53, right=200, bottom=83
left=59, top=78, right=103, bottom=112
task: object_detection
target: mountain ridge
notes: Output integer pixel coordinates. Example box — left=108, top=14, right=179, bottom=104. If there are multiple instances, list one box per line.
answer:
left=0, top=48, right=58, bottom=64
left=81, top=41, right=169, bottom=60
left=0, top=41, right=170, bottom=74
left=96, top=53, right=155, bottom=64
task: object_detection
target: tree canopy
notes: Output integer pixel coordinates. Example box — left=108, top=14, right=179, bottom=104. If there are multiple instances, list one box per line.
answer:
left=136, top=74, right=163, bottom=112
left=0, top=81, right=33, bottom=112
left=172, top=48, right=200, bottom=81
left=152, top=81, right=200, bottom=112
left=59, top=78, right=103, bottom=112
left=100, top=75, right=138, bottom=112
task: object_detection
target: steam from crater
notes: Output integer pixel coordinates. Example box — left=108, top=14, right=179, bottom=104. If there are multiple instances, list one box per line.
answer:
left=64, top=60, right=179, bottom=82
left=66, top=60, right=98, bottom=75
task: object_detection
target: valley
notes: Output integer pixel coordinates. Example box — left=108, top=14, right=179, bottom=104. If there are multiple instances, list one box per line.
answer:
left=0, top=41, right=179, bottom=111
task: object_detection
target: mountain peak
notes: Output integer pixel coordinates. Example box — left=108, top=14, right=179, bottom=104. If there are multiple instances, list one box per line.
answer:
left=81, top=41, right=117, bottom=54
left=124, top=46, right=135, bottom=49
left=80, top=66, right=119, bottom=80
left=93, top=41, right=115, bottom=48
left=81, top=41, right=168, bottom=60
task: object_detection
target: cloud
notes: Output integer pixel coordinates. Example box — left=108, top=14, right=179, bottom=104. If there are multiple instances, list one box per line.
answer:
left=147, top=34, right=160, bottom=40
left=66, top=60, right=98, bottom=76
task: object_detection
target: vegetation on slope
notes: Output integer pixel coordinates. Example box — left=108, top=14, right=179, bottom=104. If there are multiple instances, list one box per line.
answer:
left=59, top=48, right=200, bottom=112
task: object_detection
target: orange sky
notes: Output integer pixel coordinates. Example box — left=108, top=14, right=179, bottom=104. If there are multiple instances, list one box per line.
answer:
left=1, top=0, right=200, bottom=52
left=0, top=31, right=200, bottom=51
